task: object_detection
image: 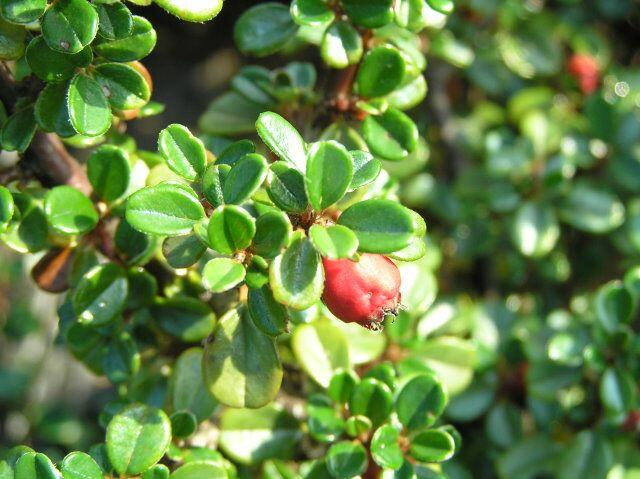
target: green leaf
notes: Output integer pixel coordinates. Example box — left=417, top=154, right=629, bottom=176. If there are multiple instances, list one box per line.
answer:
left=231, top=66, right=275, bottom=107
left=599, top=367, right=636, bottom=415
left=595, top=281, right=633, bottom=333
left=41, top=0, right=98, bottom=53
left=342, top=0, right=393, bottom=28
left=292, top=319, right=350, bottom=387
left=35, top=80, right=76, bottom=138
left=203, top=258, right=246, bottom=293
left=511, top=202, right=559, bottom=258
left=309, top=224, right=358, bottom=259
left=409, top=429, right=455, bottom=463
left=349, top=378, right=393, bottom=427
left=526, top=361, right=581, bottom=400
left=306, top=394, right=345, bottom=443
left=87, top=145, right=131, bottom=202
left=234, top=3, right=297, bottom=57
left=362, top=108, right=418, bottom=161
left=394, top=0, right=428, bottom=32
left=426, top=0, right=454, bottom=14
left=44, top=185, right=98, bottom=235
left=152, top=296, right=216, bottom=342
left=169, top=348, right=217, bottom=422
left=68, top=74, right=112, bottom=136
left=142, top=465, right=170, bottom=479
left=203, top=307, right=283, bottom=409
left=202, top=163, right=230, bottom=208
left=321, top=21, right=363, bottom=69
left=158, top=124, right=207, bottom=181
left=344, top=416, right=372, bottom=438
left=223, top=153, right=268, bottom=204
left=96, top=2, right=133, bottom=40
left=170, top=410, right=198, bottom=438
left=0, top=17, right=25, bottom=60
left=94, top=15, right=156, bottom=61
left=415, top=336, right=476, bottom=395
left=1, top=0, right=46, bottom=24
left=106, top=404, right=172, bottom=475
left=0, top=185, right=14, bottom=230
left=270, top=236, right=324, bottom=310
left=61, top=452, right=102, bottom=479
left=326, top=441, right=368, bottom=479
left=0, top=193, right=47, bottom=253
left=267, top=161, right=309, bottom=213
left=559, top=183, right=625, bottom=233
left=328, top=369, right=359, bottom=404
left=256, top=112, right=307, bottom=172
left=170, top=461, right=226, bottom=479
left=199, top=92, right=264, bottom=136
left=356, top=46, right=405, bottom=98
left=497, top=434, right=560, bottom=479
left=1, top=106, right=36, bottom=152
left=126, top=182, right=205, bottom=235
left=207, top=205, right=256, bottom=254
left=15, top=452, right=60, bottom=479
left=387, top=74, right=428, bottom=110
left=102, top=331, right=140, bottom=383
left=218, top=404, right=301, bottom=465
left=248, top=285, right=290, bottom=336
left=26, top=36, right=92, bottom=82
left=338, top=199, right=415, bottom=253
left=215, top=139, right=256, bottom=167
left=291, top=0, right=334, bottom=26
left=162, top=234, right=207, bottom=268
left=557, top=431, right=612, bottom=479
left=396, top=374, right=447, bottom=430
left=305, top=141, right=353, bottom=211
left=155, top=0, right=223, bottom=22
left=73, top=263, right=128, bottom=325
left=371, top=425, right=404, bottom=470
left=94, top=62, right=151, bottom=110
left=348, top=150, right=381, bottom=191
left=253, top=210, right=292, bottom=258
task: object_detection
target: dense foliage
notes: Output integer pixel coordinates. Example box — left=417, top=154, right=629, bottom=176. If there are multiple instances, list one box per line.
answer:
left=0, top=0, right=639, bottom=478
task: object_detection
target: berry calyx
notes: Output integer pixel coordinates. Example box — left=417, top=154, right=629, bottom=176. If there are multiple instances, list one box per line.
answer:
left=321, top=254, right=402, bottom=330
left=567, top=53, right=600, bottom=95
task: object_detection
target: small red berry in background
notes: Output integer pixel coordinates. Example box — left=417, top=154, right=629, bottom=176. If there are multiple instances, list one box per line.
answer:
left=322, top=254, right=402, bottom=330
left=568, top=53, right=600, bottom=95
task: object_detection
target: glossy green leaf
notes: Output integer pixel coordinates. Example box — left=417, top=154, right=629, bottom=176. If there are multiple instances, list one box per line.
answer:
left=305, top=141, right=353, bottom=211
left=356, top=46, right=405, bottom=98
left=106, top=404, right=171, bottom=475
left=253, top=210, right=292, bottom=258
left=599, top=367, right=636, bottom=415
left=87, top=145, right=131, bottom=202
left=202, top=258, right=246, bottom=293
left=557, top=431, right=612, bottom=479
left=41, top=0, right=98, bottom=53
left=248, top=285, right=290, bottom=336
left=415, top=337, right=476, bottom=395
left=203, top=307, right=283, bottom=409
left=342, top=0, right=393, bottom=28
left=270, top=236, right=324, bottom=310
left=559, top=183, right=625, bottom=233
left=1, top=0, right=46, bottom=24
left=170, top=410, right=198, bottom=438
left=61, top=452, right=102, bottom=479
left=202, top=163, right=230, bottom=208
left=73, top=263, right=128, bottom=326
left=102, top=332, right=140, bottom=383
left=0, top=193, right=47, bottom=253
left=511, top=202, right=559, bottom=258
left=426, top=0, right=454, bottom=14
left=291, top=0, right=334, bottom=26
left=309, top=224, right=358, bottom=259
left=35, top=80, right=76, bottom=138
left=234, top=3, right=297, bottom=57
left=0, top=186, right=14, bottom=230
left=497, top=434, right=560, bottom=479
left=396, top=374, right=447, bottom=430
left=0, top=17, right=25, bottom=60
left=595, top=281, right=633, bottom=333
left=257, top=112, right=307, bottom=172
left=485, top=402, right=522, bottom=449
left=68, top=74, right=112, bottom=136
left=169, top=348, right=218, bottom=422
left=207, top=205, right=256, bottom=254
left=349, top=378, right=393, bottom=427
left=387, top=74, right=428, bottom=111
left=363, top=108, right=418, bottom=161
left=94, top=62, right=151, bottom=111
left=44, top=185, right=98, bottom=235
left=96, top=2, right=133, bottom=40
left=394, top=0, right=428, bottom=32
left=218, top=404, right=301, bottom=465
left=348, top=150, right=381, bottom=191
left=155, top=0, right=223, bottom=22
left=338, top=199, right=415, bottom=253
left=142, top=465, right=170, bottom=479
left=152, top=296, right=216, bottom=342
left=344, top=415, right=372, bottom=438
left=1, top=106, right=36, bottom=152
left=307, top=394, right=345, bottom=443
left=170, top=461, right=226, bottom=479
left=159, top=124, right=207, bottom=181
left=267, top=161, right=309, bottom=213
left=321, top=21, right=363, bottom=69
left=326, top=441, right=368, bottom=479
left=223, top=153, right=268, bottom=204
left=15, top=452, right=60, bottom=479
left=126, top=182, right=205, bottom=235
left=162, top=234, right=207, bottom=268
left=371, top=425, right=404, bottom=470
left=328, top=369, right=359, bottom=404
left=409, top=429, right=455, bottom=463
left=94, top=15, right=156, bottom=61
left=199, top=92, right=264, bottom=136
left=26, top=36, right=92, bottom=82
left=215, top=139, right=256, bottom=166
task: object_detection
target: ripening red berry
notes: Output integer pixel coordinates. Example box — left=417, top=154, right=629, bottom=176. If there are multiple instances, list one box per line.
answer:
left=567, top=54, right=600, bottom=94
left=322, top=254, right=401, bottom=330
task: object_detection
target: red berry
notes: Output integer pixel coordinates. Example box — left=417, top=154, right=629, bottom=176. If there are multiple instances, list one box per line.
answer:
left=567, top=54, right=600, bottom=94
left=322, top=254, right=401, bottom=330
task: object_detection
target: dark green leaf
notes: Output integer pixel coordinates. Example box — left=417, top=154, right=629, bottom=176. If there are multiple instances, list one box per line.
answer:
left=199, top=92, right=264, bottom=136
left=207, top=204, right=256, bottom=254
left=215, top=139, right=256, bottom=167
left=326, top=441, right=368, bottom=479
left=371, top=424, right=403, bottom=470
left=73, top=263, right=128, bottom=326
left=162, top=234, right=207, bottom=268
left=396, top=374, right=447, bottom=430
left=35, top=80, right=76, bottom=137
left=348, top=150, right=381, bottom=191
left=1, top=0, right=46, bottom=24
left=267, top=161, right=308, bottom=213
left=169, top=348, right=218, bottom=422
left=26, top=36, right=92, bottom=82
left=595, top=281, right=633, bottom=333
left=342, top=0, right=393, bottom=28
left=223, top=153, right=268, bottom=204
left=159, top=124, right=207, bottom=181
left=94, top=62, right=151, bottom=111
left=256, top=112, right=307, bottom=172
left=170, top=410, right=198, bottom=438
left=1, top=105, right=36, bottom=152
left=234, top=3, right=297, bottom=57
left=321, top=21, right=363, bottom=69
left=68, top=74, right=112, bottom=136
left=152, top=296, right=216, bottom=342
left=426, top=0, right=454, bottom=14
left=41, top=0, right=98, bottom=53
left=202, top=163, right=230, bottom=208
left=409, top=429, right=455, bottom=463
left=248, top=285, right=289, bottom=336
left=94, top=15, right=156, bottom=62
left=44, top=185, right=98, bottom=234
left=363, top=108, right=418, bottom=161
left=87, top=145, right=131, bottom=202
left=349, top=378, right=393, bottom=427
left=356, top=46, right=405, bottom=98
left=0, top=17, right=25, bottom=60
left=253, top=210, right=292, bottom=258
left=96, top=2, right=133, bottom=40
left=291, top=0, right=334, bottom=26
left=305, top=141, right=353, bottom=211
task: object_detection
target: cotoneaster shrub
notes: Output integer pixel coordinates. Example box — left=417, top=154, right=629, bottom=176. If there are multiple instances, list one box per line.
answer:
left=0, top=0, right=639, bottom=478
